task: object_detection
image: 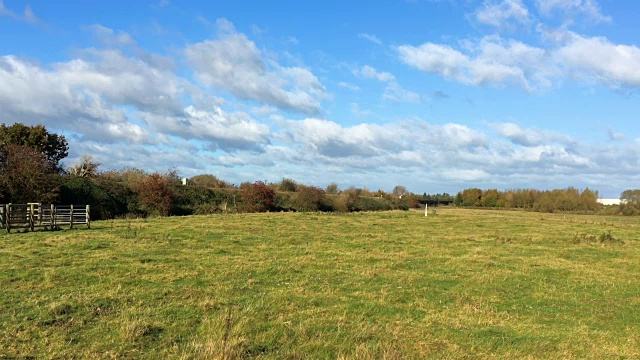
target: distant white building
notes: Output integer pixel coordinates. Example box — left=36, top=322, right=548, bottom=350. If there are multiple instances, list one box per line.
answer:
left=597, top=198, right=621, bottom=206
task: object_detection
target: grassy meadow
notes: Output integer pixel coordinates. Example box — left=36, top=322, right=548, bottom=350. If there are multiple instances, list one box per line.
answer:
left=1, top=208, right=639, bottom=359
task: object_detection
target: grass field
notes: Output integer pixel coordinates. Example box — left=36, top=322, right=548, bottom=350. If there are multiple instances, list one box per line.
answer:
left=1, top=208, right=639, bottom=359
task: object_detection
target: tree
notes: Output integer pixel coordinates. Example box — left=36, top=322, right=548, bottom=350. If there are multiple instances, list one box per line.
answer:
left=292, top=185, right=329, bottom=212
left=621, top=189, right=640, bottom=204
left=0, top=144, right=57, bottom=203
left=279, top=178, right=297, bottom=192
left=189, top=174, right=231, bottom=188
left=620, top=189, right=640, bottom=215
left=0, top=123, right=68, bottom=171
left=392, top=185, right=408, bottom=197
left=68, top=155, right=101, bottom=178
left=326, top=183, right=339, bottom=195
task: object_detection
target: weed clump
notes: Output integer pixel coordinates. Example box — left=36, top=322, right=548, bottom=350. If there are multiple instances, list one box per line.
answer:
left=572, top=231, right=624, bottom=245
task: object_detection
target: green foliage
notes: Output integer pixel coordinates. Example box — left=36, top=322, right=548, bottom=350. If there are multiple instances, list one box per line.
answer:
left=279, top=178, right=298, bottom=192
left=620, top=189, right=640, bottom=215
left=58, top=176, right=128, bottom=220
left=455, top=187, right=600, bottom=213
left=0, top=122, right=68, bottom=171
left=189, top=174, right=231, bottom=189
left=291, top=185, right=331, bottom=212
left=0, top=144, right=58, bottom=203
left=325, top=182, right=339, bottom=195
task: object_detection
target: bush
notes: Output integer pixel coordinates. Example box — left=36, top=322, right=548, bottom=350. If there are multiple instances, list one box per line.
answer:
left=240, top=181, right=275, bottom=213
left=292, top=186, right=331, bottom=212
left=279, top=178, right=298, bottom=192
left=137, top=173, right=173, bottom=216
left=59, top=176, right=128, bottom=220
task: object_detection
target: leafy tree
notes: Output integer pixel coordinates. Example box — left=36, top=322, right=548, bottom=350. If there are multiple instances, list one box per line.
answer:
left=620, top=189, right=640, bottom=215
left=0, top=144, right=57, bottom=203
left=621, top=189, right=640, bottom=204
left=0, top=123, right=68, bottom=171
left=189, top=174, right=231, bottom=188
left=279, top=178, right=298, bottom=192
left=292, top=185, right=329, bottom=212
left=325, top=183, right=339, bottom=195
left=454, top=193, right=463, bottom=207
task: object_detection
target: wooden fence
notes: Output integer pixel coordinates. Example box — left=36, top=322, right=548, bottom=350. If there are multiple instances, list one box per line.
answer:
left=0, top=204, right=90, bottom=233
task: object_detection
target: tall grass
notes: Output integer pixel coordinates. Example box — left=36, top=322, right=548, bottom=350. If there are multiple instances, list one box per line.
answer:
left=1, top=209, right=639, bottom=358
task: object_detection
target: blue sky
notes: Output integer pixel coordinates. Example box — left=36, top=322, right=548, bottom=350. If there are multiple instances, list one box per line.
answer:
left=1, top=0, right=638, bottom=197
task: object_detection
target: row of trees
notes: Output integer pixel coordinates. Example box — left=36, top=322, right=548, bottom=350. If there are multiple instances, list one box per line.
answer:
left=2, top=122, right=639, bottom=218
left=453, top=187, right=601, bottom=213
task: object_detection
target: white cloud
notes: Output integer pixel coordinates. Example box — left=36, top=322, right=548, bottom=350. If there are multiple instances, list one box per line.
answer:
left=535, top=0, right=611, bottom=24
left=358, top=33, right=383, bottom=45
left=186, top=18, right=327, bottom=115
left=354, top=65, right=396, bottom=82
left=140, top=106, right=271, bottom=152
left=556, top=33, right=640, bottom=88
left=398, top=32, right=640, bottom=90
left=475, top=0, right=530, bottom=29
left=0, top=55, right=148, bottom=144
left=397, top=37, right=552, bottom=91
left=491, top=122, right=575, bottom=147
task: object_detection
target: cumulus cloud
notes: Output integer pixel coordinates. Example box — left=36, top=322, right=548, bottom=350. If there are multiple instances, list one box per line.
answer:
left=0, top=55, right=150, bottom=143
left=186, top=18, right=327, bottom=115
left=0, top=26, right=273, bottom=153
left=140, top=106, right=271, bottom=153
left=556, top=33, right=640, bottom=88
left=397, top=37, right=552, bottom=91
left=491, top=122, right=575, bottom=147
left=475, top=0, right=530, bottom=29
left=397, top=32, right=640, bottom=90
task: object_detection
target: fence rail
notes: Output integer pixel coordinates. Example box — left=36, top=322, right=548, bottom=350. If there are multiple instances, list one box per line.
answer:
left=0, top=204, right=90, bottom=233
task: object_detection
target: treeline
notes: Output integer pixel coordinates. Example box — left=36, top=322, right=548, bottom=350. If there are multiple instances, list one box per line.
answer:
left=25, top=171, right=426, bottom=220
left=453, top=187, right=601, bottom=213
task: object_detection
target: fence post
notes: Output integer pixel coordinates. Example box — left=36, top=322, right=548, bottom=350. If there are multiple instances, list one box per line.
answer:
left=70, top=204, right=74, bottom=229
left=86, top=205, right=91, bottom=229
left=29, top=203, right=34, bottom=231
left=50, top=204, right=55, bottom=229
left=6, top=203, right=11, bottom=233
left=0, top=204, right=5, bottom=230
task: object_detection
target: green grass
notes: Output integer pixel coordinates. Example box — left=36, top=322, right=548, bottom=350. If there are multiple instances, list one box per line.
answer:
left=1, top=208, right=640, bottom=359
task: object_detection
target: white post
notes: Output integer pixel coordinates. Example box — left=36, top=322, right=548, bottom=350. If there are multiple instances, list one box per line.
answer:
left=425, top=203, right=428, bottom=217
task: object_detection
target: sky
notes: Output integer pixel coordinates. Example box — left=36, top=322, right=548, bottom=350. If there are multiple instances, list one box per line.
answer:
left=0, top=0, right=639, bottom=197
